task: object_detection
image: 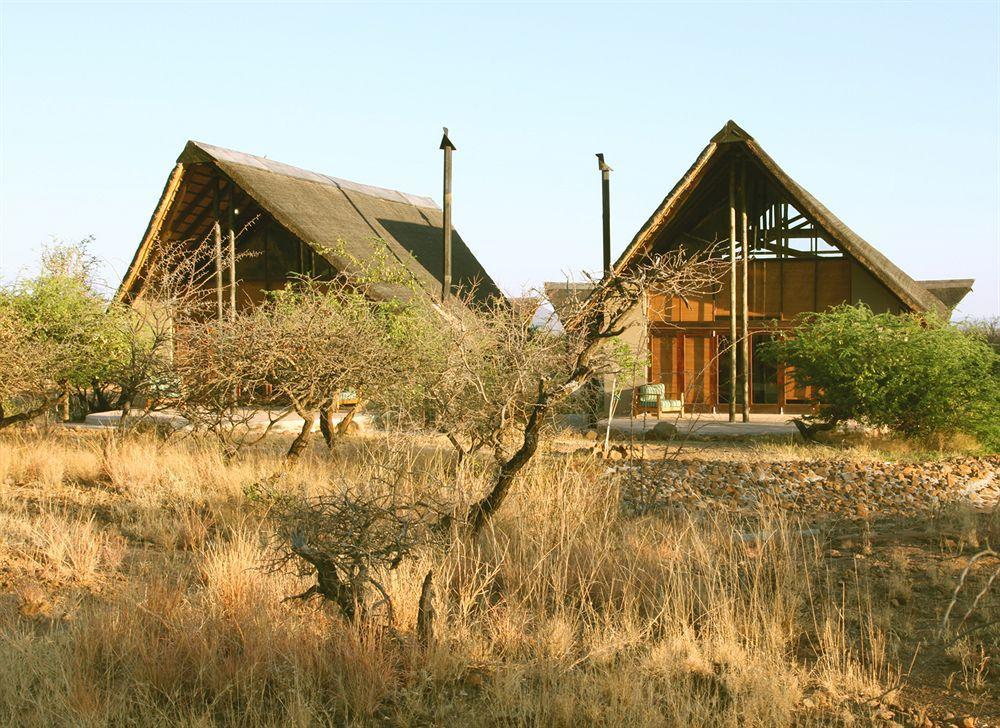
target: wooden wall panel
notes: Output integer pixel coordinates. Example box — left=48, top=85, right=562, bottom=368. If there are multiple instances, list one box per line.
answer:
left=651, top=334, right=682, bottom=399
left=761, top=260, right=782, bottom=318
left=650, top=292, right=715, bottom=322
left=783, top=365, right=814, bottom=404
left=816, top=259, right=851, bottom=311
left=236, top=282, right=276, bottom=310
left=782, top=260, right=816, bottom=318
left=683, top=335, right=713, bottom=404
left=677, top=295, right=714, bottom=322
left=647, top=293, right=673, bottom=322
left=747, top=262, right=778, bottom=318
left=715, top=273, right=731, bottom=320
left=652, top=258, right=849, bottom=326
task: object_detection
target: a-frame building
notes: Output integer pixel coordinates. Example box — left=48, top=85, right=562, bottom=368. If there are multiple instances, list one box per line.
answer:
left=116, top=141, right=501, bottom=308
left=613, top=121, right=973, bottom=417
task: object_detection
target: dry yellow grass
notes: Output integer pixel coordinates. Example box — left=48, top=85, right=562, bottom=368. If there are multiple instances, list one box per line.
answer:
left=0, top=431, right=900, bottom=726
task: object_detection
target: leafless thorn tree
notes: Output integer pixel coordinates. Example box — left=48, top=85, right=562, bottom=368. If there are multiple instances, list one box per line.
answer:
left=416, top=247, right=723, bottom=535
left=255, top=475, right=451, bottom=622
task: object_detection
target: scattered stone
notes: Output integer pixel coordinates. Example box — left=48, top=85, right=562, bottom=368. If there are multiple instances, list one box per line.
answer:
left=645, top=422, right=679, bottom=440
left=582, top=429, right=599, bottom=441
left=615, top=456, right=999, bottom=518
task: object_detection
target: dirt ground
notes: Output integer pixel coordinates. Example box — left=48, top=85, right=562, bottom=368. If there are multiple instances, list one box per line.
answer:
left=0, top=428, right=996, bottom=726
left=551, top=431, right=1000, bottom=724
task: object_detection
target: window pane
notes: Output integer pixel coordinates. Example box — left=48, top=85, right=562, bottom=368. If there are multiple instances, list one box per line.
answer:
left=751, top=334, right=779, bottom=404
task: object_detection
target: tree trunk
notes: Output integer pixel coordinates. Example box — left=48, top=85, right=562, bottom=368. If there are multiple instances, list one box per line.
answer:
left=319, top=397, right=339, bottom=449
left=93, top=380, right=112, bottom=411
left=287, top=410, right=317, bottom=460
left=469, top=385, right=551, bottom=534
left=445, top=433, right=467, bottom=466
left=0, top=402, right=51, bottom=430
left=59, top=381, right=71, bottom=422
left=336, top=402, right=361, bottom=435
left=117, top=399, right=132, bottom=434
left=793, top=416, right=841, bottom=443
left=416, top=570, right=436, bottom=646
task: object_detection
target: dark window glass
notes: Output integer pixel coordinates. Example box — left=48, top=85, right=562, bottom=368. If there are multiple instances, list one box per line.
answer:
left=751, top=334, right=779, bottom=404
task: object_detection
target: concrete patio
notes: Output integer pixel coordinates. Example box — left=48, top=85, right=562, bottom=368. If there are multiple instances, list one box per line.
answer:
left=67, top=408, right=372, bottom=433
left=598, top=412, right=799, bottom=437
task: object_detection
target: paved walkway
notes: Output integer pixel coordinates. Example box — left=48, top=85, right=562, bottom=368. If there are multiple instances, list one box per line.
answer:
left=598, top=412, right=799, bottom=437
left=67, top=408, right=372, bottom=433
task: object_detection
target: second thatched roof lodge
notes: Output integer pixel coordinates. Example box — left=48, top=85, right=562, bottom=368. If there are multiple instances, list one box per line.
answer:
left=116, top=140, right=501, bottom=306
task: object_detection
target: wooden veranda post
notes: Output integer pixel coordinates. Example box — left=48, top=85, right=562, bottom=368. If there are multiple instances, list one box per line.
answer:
left=728, top=162, right=737, bottom=422
left=439, top=128, right=456, bottom=303
left=740, top=160, right=750, bottom=422
left=227, top=182, right=236, bottom=320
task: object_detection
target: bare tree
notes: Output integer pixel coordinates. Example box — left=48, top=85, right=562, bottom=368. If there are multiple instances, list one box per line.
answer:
left=253, top=248, right=719, bottom=624
left=413, top=294, right=573, bottom=464
left=100, top=233, right=224, bottom=426
left=175, top=242, right=438, bottom=459
left=252, top=453, right=452, bottom=623
left=420, top=248, right=723, bottom=534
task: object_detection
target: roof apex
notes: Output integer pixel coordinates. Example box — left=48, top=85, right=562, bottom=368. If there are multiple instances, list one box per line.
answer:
left=613, top=123, right=948, bottom=317
left=710, top=120, right=754, bottom=144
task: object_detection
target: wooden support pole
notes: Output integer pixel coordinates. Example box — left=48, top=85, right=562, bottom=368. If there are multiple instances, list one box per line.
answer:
left=227, top=182, right=236, bottom=319
left=213, top=180, right=223, bottom=322
left=740, top=160, right=750, bottom=422
left=728, top=161, right=737, bottom=422
left=778, top=202, right=786, bottom=318
left=228, top=228, right=236, bottom=319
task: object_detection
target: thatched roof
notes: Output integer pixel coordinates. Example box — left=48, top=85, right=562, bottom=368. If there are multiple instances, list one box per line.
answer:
left=615, top=121, right=956, bottom=317
left=119, top=141, right=501, bottom=304
left=917, top=279, right=975, bottom=311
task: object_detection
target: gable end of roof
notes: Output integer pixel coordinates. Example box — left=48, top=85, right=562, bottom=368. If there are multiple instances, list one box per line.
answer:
left=615, top=121, right=948, bottom=318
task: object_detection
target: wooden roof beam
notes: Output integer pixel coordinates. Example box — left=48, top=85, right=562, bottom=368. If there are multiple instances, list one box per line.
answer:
left=116, top=163, right=185, bottom=301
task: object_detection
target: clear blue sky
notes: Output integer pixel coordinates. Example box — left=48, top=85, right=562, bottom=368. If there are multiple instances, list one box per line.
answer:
left=1, top=2, right=997, bottom=317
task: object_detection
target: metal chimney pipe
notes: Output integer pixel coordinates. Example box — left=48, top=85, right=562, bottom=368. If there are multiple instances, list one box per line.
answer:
left=596, top=153, right=612, bottom=277
left=439, top=127, right=456, bottom=302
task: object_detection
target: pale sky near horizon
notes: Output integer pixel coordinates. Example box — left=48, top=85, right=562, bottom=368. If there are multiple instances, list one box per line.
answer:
left=1, top=1, right=997, bottom=318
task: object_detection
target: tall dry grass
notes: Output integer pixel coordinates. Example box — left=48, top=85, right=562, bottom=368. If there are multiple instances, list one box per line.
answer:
left=0, top=430, right=890, bottom=726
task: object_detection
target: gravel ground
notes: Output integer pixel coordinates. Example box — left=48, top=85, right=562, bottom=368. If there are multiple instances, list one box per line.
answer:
left=616, top=456, right=1000, bottom=518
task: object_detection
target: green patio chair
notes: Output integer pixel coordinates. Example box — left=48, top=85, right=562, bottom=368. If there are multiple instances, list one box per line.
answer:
left=632, top=383, right=684, bottom=417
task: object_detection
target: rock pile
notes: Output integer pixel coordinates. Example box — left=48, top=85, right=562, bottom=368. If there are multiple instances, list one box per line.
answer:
left=617, top=456, right=999, bottom=518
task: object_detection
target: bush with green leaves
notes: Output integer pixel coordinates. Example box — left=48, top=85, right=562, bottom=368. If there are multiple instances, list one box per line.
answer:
left=0, top=240, right=122, bottom=424
left=764, top=304, right=1000, bottom=449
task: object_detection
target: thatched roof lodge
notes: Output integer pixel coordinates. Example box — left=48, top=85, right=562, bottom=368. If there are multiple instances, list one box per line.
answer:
left=116, top=141, right=501, bottom=306
left=560, top=120, right=975, bottom=418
